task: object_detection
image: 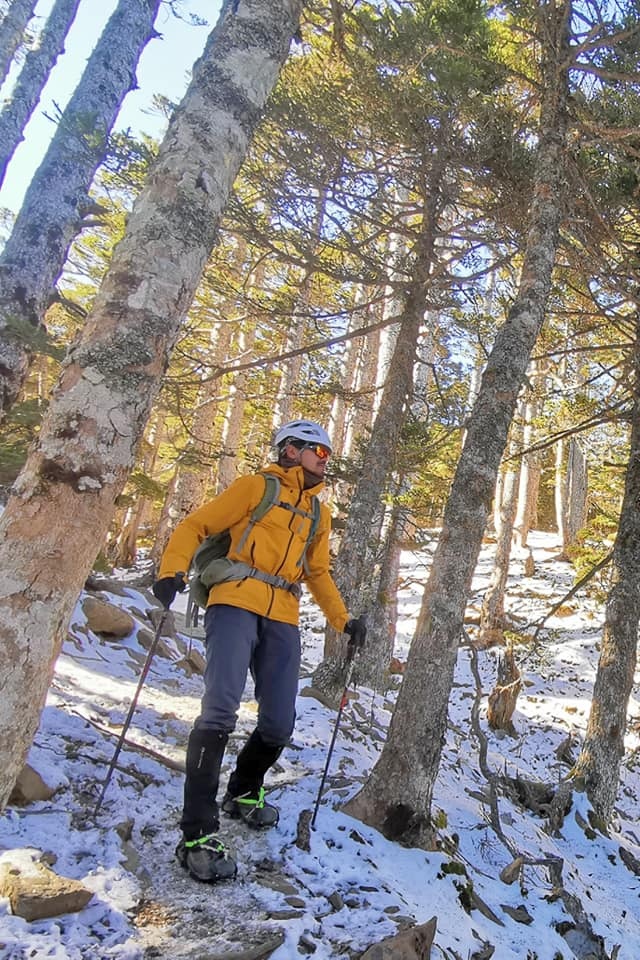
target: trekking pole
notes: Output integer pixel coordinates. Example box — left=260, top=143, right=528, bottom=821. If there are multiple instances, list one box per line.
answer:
left=311, top=651, right=356, bottom=829
left=94, top=607, right=169, bottom=817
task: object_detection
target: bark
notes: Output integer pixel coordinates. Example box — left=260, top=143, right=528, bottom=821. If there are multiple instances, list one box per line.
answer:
left=344, top=1, right=570, bottom=846
left=0, top=0, right=163, bottom=417
left=513, top=380, right=542, bottom=548
left=0, top=0, right=81, bottom=188
left=343, top=312, right=379, bottom=457
left=149, top=464, right=178, bottom=572
left=272, top=185, right=327, bottom=425
left=554, top=436, right=565, bottom=536
left=0, top=0, right=37, bottom=88
left=328, top=285, right=369, bottom=452
left=487, top=644, right=522, bottom=734
left=315, top=161, right=443, bottom=694
left=0, top=0, right=302, bottom=811
left=572, top=312, right=640, bottom=823
left=217, top=320, right=257, bottom=490
left=356, top=501, right=404, bottom=691
left=478, top=432, right=522, bottom=648
left=561, top=438, right=588, bottom=552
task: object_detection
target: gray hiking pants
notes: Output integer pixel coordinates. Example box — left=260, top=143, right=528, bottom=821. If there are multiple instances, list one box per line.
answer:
left=194, top=604, right=301, bottom=746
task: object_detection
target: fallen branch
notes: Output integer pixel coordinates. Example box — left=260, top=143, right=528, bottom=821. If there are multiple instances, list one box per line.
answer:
left=70, top=710, right=186, bottom=773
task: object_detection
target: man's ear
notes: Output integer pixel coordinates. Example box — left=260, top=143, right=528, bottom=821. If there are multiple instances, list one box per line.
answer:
left=284, top=442, right=300, bottom=461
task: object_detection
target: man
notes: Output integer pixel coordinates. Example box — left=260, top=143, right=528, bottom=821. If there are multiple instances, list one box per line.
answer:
left=153, top=419, right=366, bottom=882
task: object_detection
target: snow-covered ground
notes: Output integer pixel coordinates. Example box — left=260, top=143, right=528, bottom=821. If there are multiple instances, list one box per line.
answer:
left=1, top=531, right=638, bottom=959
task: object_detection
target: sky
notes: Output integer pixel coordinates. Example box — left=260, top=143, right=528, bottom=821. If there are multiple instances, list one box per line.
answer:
left=1, top=531, right=638, bottom=958
left=0, top=0, right=221, bottom=216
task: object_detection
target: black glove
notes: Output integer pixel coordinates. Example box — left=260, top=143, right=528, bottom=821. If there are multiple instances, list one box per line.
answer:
left=345, top=616, right=366, bottom=655
left=152, top=573, right=186, bottom=609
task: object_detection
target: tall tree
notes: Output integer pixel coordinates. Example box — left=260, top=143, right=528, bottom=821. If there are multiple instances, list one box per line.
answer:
left=346, top=0, right=571, bottom=844
left=572, top=305, right=640, bottom=822
left=0, top=0, right=37, bottom=88
left=0, top=0, right=303, bottom=810
left=0, top=0, right=82, bottom=188
left=0, top=0, right=163, bottom=417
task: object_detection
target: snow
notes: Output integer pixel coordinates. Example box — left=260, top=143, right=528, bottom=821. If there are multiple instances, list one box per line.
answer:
left=0, top=531, right=637, bottom=958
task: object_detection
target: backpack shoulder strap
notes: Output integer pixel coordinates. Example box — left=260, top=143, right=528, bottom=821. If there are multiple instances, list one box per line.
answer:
left=301, top=495, right=321, bottom=572
left=235, top=473, right=281, bottom=553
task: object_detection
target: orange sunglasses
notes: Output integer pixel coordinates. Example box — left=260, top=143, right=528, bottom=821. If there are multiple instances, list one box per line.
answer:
left=302, top=443, right=331, bottom=461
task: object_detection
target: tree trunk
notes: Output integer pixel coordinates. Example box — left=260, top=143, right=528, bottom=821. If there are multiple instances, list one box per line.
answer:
left=0, top=0, right=163, bottom=417
left=478, top=431, right=522, bottom=648
left=561, top=438, right=588, bottom=553
left=357, top=501, right=404, bottom=691
left=315, top=164, right=443, bottom=696
left=218, top=320, right=257, bottom=490
left=513, top=377, right=542, bottom=548
left=272, top=185, right=327, bottom=425
left=571, top=313, right=640, bottom=823
left=328, top=284, right=370, bottom=452
left=487, top=644, right=521, bottom=735
left=0, top=0, right=37, bottom=88
left=554, top=436, right=565, bottom=537
left=0, top=0, right=302, bottom=811
left=344, top=0, right=570, bottom=846
left=0, top=0, right=82, bottom=188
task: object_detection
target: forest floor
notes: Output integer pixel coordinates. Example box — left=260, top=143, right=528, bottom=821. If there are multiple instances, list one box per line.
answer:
left=1, top=531, right=639, bottom=959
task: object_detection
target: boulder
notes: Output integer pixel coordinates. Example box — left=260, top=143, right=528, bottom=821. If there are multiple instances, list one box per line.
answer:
left=359, top=917, right=437, bottom=959
left=82, top=597, right=135, bottom=639
left=0, top=850, right=93, bottom=921
left=8, top=763, right=58, bottom=805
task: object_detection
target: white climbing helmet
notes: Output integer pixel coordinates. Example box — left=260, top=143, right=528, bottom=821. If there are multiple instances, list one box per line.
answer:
left=274, top=419, right=332, bottom=452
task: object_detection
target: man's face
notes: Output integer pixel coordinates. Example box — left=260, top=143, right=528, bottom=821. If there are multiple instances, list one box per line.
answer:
left=287, top=442, right=331, bottom=479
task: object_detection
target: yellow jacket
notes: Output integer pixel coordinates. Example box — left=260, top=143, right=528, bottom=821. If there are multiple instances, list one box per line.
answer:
left=159, top=463, right=350, bottom=631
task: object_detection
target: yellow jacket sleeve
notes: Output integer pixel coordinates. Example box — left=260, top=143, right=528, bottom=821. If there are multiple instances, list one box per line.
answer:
left=303, top=503, right=350, bottom=633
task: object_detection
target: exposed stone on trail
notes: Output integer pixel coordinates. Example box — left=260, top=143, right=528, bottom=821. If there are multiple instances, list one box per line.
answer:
left=0, top=849, right=93, bottom=921
left=82, top=596, right=135, bottom=638
left=8, top=762, right=59, bottom=805
left=359, top=916, right=437, bottom=959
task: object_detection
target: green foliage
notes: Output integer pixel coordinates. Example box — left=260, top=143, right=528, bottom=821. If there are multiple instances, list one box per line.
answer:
left=2, top=315, right=65, bottom=361
left=0, top=399, right=45, bottom=486
left=566, top=526, right=615, bottom=601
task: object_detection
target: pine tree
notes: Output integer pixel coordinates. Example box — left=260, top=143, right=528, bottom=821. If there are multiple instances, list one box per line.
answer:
left=346, top=0, right=572, bottom=844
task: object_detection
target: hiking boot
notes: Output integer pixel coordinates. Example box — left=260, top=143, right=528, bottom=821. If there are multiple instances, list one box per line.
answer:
left=222, top=787, right=279, bottom=829
left=175, top=834, right=237, bottom=882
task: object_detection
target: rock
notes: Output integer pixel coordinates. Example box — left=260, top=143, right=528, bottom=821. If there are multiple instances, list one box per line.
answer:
left=298, top=684, right=339, bottom=709
left=499, top=856, right=524, bottom=885
left=82, top=597, right=135, bottom=639
left=501, top=903, right=533, bottom=924
left=136, top=626, right=175, bottom=660
left=8, top=763, right=58, bottom=805
left=203, top=932, right=286, bottom=960
left=295, top=808, right=312, bottom=852
left=0, top=850, right=93, bottom=921
left=328, top=890, right=344, bottom=910
left=285, top=895, right=307, bottom=909
left=359, top=917, right=437, bottom=959
left=183, top=646, right=206, bottom=674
